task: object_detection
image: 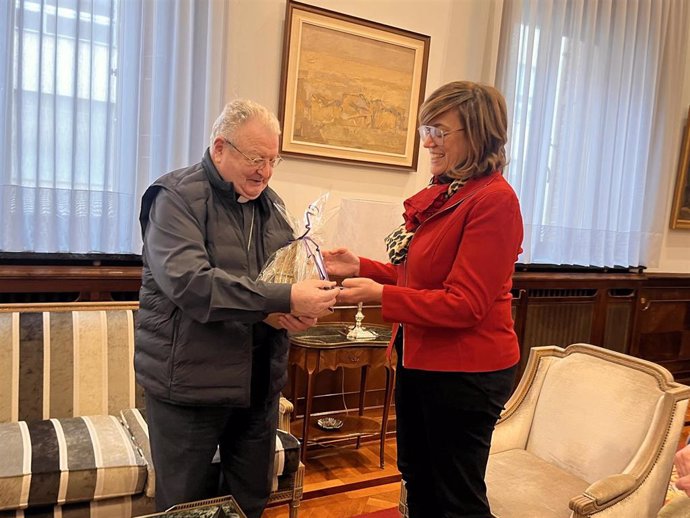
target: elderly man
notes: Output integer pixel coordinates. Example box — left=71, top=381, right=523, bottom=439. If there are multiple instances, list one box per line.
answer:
left=135, top=99, right=337, bottom=517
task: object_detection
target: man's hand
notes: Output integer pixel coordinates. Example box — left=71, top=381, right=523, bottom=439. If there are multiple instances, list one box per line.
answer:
left=264, top=313, right=317, bottom=332
left=337, top=277, right=384, bottom=304
left=290, top=279, right=338, bottom=318
left=322, top=248, right=360, bottom=278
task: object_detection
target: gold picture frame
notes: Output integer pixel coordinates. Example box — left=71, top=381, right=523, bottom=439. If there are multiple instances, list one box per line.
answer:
left=278, top=1, right=430, bottom=171
left=671, top=106, right=690, bottom=229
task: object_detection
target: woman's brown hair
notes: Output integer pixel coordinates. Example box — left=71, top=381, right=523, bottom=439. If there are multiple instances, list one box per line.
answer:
left=419, top=81, right=508, bottom=179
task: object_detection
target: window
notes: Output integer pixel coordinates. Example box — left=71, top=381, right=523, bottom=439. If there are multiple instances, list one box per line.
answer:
left=497, top=0, right=689, bottom=268
left=1, top=0, right=126, bottom=253
left=0, top=0, right=227, bottom=254
left=15, top=0, right=117, bottom=192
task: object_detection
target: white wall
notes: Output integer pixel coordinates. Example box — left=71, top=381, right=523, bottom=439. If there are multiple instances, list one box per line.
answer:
left=223, top=0, right=689, bottom=272
left=648, top=13, right=690, bottom=274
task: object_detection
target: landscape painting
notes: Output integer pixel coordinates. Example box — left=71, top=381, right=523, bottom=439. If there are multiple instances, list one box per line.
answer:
left=279, top=1, right=430, bottom=171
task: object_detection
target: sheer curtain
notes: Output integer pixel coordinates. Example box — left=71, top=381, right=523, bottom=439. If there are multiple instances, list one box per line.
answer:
left=0, top=0, right=228, bottom=254
left=496, top=0, right=689, bottom=268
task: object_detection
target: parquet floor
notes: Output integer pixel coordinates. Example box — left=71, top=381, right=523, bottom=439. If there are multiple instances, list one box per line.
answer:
left=263, top=439, right=401, bottom=518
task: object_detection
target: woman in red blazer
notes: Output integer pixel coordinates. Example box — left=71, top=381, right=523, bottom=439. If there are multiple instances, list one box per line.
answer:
left=324, top=81, right=523, bottom=518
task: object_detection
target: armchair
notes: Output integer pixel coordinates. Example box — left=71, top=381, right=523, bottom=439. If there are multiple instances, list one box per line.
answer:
left=486, top=343, right=690, bottom=518
left=399, top=343, right=690, bottom=518
left=659, top=494, right=690, bottom=517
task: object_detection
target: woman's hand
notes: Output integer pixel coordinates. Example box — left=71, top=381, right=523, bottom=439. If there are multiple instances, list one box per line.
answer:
left=337, top=277, right=384, bottom=304
left=322, top=248, right=360, bottom=278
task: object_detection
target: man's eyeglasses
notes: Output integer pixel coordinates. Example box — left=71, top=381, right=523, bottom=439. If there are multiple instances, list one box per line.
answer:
left=418, top=125, right=465, bottom=144
left=224, top=139, right=283, bottom=169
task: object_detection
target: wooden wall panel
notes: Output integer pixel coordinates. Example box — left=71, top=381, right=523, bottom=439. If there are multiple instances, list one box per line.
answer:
left=630, top=283, right=690, bottom=384
left=603, top=300, right=633, bottom=354
left=1, top=266, right=689, bottom=414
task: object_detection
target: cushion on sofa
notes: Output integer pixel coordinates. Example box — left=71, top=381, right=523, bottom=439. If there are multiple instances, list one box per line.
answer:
left=118, top=408, right=301, bottom=495
left=0, top=494, right=156, bottom=518
left=0, top=415, right=147, bottom=511
left=118, top=408, right=155, bottom=498
left=272, top=429, right=301, bottom=491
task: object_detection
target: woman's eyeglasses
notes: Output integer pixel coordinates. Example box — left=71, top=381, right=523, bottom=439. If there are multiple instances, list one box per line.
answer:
left=417, top=125, right=465, bottom=144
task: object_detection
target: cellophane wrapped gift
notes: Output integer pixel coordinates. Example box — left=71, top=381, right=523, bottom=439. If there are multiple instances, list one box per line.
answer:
left=258, top=194, right=330, bottom=284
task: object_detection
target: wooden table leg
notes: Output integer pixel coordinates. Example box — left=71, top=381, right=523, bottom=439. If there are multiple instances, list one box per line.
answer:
left=356, top=365, right=368, bottom=449
left=301, top=363, right=317, bottom=464
left=380, top=365, right=396, bottom=468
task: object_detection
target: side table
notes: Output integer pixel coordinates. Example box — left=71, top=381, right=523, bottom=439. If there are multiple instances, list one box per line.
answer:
left=288, top=323, right=394, bottom=468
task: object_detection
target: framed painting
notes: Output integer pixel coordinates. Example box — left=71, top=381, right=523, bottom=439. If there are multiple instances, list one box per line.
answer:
left=671, top=106, right=690, bottom=229
left=278, top=1, right=430, bottom=171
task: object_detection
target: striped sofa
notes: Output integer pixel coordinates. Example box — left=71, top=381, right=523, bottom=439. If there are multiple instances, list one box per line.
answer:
left=0, top=302, right=304, bottom=518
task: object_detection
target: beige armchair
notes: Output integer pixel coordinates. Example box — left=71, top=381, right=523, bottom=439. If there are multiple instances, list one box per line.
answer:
left=659, top=494, right=690, bottom=517
left=486, top=343, right=690, bottom=518
left=399, top=343, right=690, bottom=518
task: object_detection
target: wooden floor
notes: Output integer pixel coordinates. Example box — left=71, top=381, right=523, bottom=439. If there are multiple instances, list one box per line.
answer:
left=263, top=406, right=690, bottom=518
left=263, top=439, right=401, bottom=518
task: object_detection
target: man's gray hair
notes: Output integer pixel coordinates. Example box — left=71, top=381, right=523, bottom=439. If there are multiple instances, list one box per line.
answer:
left=209, top=99, right=281, bottom=147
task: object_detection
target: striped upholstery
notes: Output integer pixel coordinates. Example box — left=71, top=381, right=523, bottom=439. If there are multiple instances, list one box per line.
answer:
left=0, top=415, right=147, bottom=511
left=0, top=494, right=155, bottom=518
left=118, top=408, right=301, bottom=495
left=273, top=430, right=301, bottom=491
left=118, top=409, right=154, bottom=499
left=0, top=303, right=150, bottom=517
left=0, top=303, right=144, bottom=423
left=0, top=302, right=303, bottom=518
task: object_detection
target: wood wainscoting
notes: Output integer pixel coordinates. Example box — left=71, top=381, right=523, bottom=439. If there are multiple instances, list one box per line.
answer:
left=0, top=265, right=688, bottom=413
left=512, top=272, right=690, bottom=385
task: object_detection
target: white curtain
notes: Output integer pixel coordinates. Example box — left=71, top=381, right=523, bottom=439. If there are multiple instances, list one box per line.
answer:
left=496, top=0, right=689, bottom=268
left=0, top=0, right=228, bottom=254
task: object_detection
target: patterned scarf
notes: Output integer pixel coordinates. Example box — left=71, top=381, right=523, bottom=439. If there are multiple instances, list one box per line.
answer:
left=384, top=177, right=468, bottom=264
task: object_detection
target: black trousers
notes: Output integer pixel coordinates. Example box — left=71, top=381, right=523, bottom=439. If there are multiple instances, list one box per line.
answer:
left=395, top=339, right=516, bottom=518
left=145, top=393, right=279, bottom=518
